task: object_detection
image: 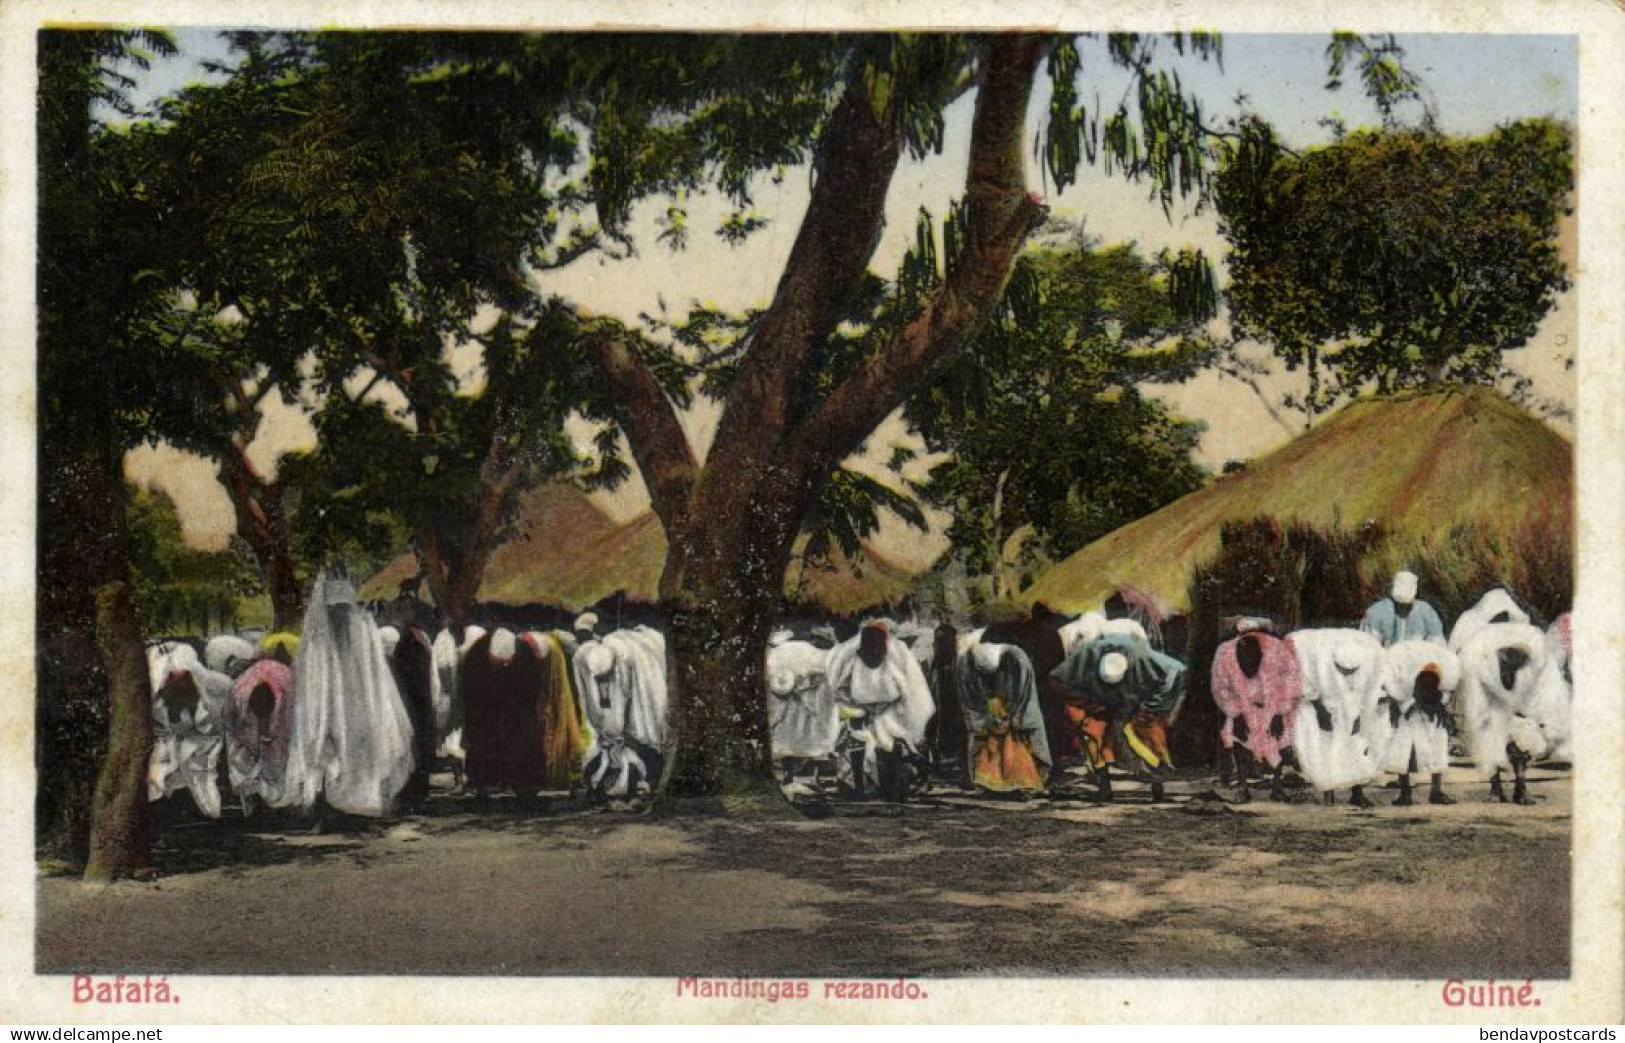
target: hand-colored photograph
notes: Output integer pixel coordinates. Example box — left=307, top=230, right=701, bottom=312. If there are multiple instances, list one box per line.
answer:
left=20, top=11, right=1615, bottom=1021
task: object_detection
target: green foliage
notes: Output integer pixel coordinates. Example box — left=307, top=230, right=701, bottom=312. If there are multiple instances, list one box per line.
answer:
left=1324, top=32, right=1435, bottom=130
left=126, top=484, right=260, bottom=634
left=906, top=234, right=1216, bottom=584
left=1214, top=117, right=1574, bottom=417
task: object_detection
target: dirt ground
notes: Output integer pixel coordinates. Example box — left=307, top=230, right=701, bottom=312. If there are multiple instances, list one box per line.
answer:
left=36, top=764, right=1571, bottom=979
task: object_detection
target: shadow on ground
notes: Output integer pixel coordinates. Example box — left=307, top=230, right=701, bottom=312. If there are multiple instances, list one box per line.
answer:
left=37, top=770, right=1571, bottom=979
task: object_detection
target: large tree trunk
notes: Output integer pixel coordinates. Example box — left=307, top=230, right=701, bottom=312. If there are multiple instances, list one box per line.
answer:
left=85, top=578, right=155, bottom=881
left=36, top=436, right=112, bottom=866
left=220, top=445, right=303, bottom=629
left=37, top=30, right=159, bottom=877
left=658, top=493, right=804, bottom=797
left=38, top=415, right=156, bottom=877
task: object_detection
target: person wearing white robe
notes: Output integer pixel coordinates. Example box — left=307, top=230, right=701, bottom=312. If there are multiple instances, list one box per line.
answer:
left=573, top=625, right=669, bottom=800
left=1057, top=612, right=1151, bottom=656
left=766, top=630, right=838, bottom=790
left=824, top=621, right=935, bottom=798
left=1458, top=621, right=1571, bottom=804
left=278, top=571, right=416, bottom=818
left=1448, top=587, right=1531, bottom=654
left=203, top=633, right=259, bottom=679
left=1372, top=641, right=1461, bottom=805
left=1287, top=628, right=1384, bottom=807
left=431, top=627, right=459, bottom=745
left=147, top=643, right=231, bottom=819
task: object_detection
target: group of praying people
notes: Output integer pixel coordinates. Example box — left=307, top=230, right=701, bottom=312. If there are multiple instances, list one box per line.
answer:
left=767, top=609, right=1188, bottom=802
left=143, top=565, right=1574, bottom=824
left=144, top=571, right=677, bottom=824
left=769, top=571, right=1573, bottom=809
left=1212, top=573, right=1572, bottom=808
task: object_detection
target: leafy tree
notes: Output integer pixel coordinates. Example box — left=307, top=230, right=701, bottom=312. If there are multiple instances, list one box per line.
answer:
left=1214, top=116, right=1574, bottom=422
left=140, top=32, right=701, bottom=627
left=288, top=305, right=634, bottom=624
left=906, top=235, right=1215, bottom=600
left=38, top=28, right=177, bottom=876
left=127, top=484, right=260, bottom=634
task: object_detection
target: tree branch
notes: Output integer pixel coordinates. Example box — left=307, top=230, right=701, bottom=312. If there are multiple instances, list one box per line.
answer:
left=695, top=57, right=906, bottom=504
left=583, top=332, right=698, bottom=532
left=781, top=34, right=1050, bottom=485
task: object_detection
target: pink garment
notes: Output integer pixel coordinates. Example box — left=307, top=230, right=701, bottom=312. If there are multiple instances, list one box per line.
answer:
left=1551, top=613, right=1572, bottom=661
left=230, top=658, right=294, bottom=767
left=1211, top=632, right=1302, bottom=767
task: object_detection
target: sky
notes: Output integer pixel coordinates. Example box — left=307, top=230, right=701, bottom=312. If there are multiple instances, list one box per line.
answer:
left=117, top=30, right=1580, bottom=566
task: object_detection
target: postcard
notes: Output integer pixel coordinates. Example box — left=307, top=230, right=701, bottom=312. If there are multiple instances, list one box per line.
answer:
left=2, top=0, right=1621, bottom=1025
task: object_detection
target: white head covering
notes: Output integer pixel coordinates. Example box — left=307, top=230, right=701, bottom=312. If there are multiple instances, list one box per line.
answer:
left=971, top=642, right=1004, bottom=675
left=490, top=627, right=518, bottom=662
left=574, top=612, right=600, bottom=634
left=769, top=668, right=797, bottom=695
left=1333, top=641, right=1367, bottom=672
left=1098, top=651, right=1128, bottom=684
left=377, top=625, right=402, bottom=657
left=1392, top=571, right=1419, bottom=604
left=459, top=625, right=488, bottom=655
left=768, top=629, right=794, bottom=648
left=583, top=642, right=615, bottom=678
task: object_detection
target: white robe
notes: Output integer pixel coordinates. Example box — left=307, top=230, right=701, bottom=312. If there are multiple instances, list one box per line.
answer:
left=147, top=646, right=231, bottom=818
left=203, top=634, right=259, bottom=678
left=279, top=572, right=416, bottom=816
left=825, top=631, right=935, bottom=784
left=1458, top=622, right=1571, bottom=774
left=1371, top=641, right=1460, bottom=776
left=1057, top=613, right=1149, bottom=655
left=1288, top=628, right=1383, bottom=791
left=573, top=627, right=669, bottom=796
left=766, top=640, right=838, bottom=759
left=1449, top=588, right=1530, bottom=654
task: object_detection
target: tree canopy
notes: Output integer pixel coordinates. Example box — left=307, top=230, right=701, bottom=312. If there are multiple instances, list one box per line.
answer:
left=906, top=232, right=1214, bottom=600
left=1214, top=117, right=1574, bottom=420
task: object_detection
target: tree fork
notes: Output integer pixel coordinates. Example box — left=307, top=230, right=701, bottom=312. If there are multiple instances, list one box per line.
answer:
left=220, top=445, right=303, bottom=629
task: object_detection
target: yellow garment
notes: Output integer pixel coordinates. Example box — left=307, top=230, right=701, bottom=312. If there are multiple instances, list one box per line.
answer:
left=1067, top=705, right=1173, bottom=773
left=541, top=632, right=589, bottom=786
left=259, top=631, right=300, bottom=657
left=970, top=696, right=1047, bottom=793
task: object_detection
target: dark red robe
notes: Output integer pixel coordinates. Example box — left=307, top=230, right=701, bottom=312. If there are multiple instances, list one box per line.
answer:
left=460, top=634, right=548, bottom=793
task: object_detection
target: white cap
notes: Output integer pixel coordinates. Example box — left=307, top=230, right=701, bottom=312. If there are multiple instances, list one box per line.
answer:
left=1392, top=571, right=1419, bottom=604
left=971, top=642, right=1003, bottom=675
left=491, top=628, right=518, bottom=661
left=769, top=669, right=796, bottom=695
left=377, top=625, right=401, bottom=656
left=768, top=629, right=793, bottom=648
left=583, top=642, right=615, bottom=678
left=1098, top=651, right=1129, bottom=684
left=1333, top=643, right=1367, bottom=673
left=574, top=612, right=600, bottom=633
